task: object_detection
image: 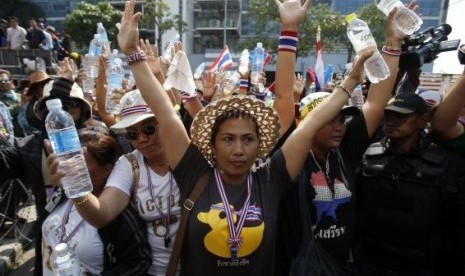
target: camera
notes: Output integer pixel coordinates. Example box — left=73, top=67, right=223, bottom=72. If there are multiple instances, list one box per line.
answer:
left=399, top=23, right=461, bottom=70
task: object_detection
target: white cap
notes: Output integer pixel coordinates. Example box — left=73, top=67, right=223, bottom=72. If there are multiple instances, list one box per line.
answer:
left=45, top=98, right=62, bottom=110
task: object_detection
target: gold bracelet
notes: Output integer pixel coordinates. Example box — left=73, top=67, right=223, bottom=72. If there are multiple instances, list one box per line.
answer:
left=335, top=84, right=352, bottom=97
left=72, top=193, right=90, bottom=206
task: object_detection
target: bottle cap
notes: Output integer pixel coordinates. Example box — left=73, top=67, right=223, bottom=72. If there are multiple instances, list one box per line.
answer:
left=97, top=22, right=103, bottom=28
left=345, top=13, right=357, bottom=23
left=46, top=98, right=62, bottom=110
left=257, top=42, right=263, bottom=48
left=54, top=243, right=68, bottom=255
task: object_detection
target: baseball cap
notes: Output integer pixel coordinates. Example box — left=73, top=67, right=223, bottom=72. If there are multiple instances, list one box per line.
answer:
left=300, top=92, right=360, bottom=120
left=385, top=93, right=428, bottom=114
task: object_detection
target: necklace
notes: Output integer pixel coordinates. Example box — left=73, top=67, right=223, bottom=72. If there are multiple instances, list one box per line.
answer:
left=310, top=150, right=335, bottom=197
left=214, top=168, right=253, bottom=261
left=144, top=161, right=173, bottom=248
left=59, top=201, right=86, bottom=243
left=145, top=158, right=167, bottom=167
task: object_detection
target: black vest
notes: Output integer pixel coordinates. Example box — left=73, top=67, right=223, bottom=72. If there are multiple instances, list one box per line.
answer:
left=358, top=140, right=456, bottom=269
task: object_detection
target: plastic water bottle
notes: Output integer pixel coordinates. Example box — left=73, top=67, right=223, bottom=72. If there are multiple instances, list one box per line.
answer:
left=351, top=84, right=364, bottom=108
left=82, top=54, right=99, bottom=79
left=45, top=99, right=93, bottom=199
left=238, top=49, right=250, bottom=75
left=222, top=71, right=240, bottom=95
left=106, top=53, right=125, bottom=114
left=193, top=62, right=205, bottom=80
left=346, top=13, right=390, bottom=83
left=251, top=43, right=264, bottom=85
left=375, top=0, right=422, bottom=35
left=52, top=243, right=80, bottom=276
left=96, top=22, right=111, bottom=56
left=88, top=34, right=102, bottom=57
left=163, top=34, right=180, bottom=61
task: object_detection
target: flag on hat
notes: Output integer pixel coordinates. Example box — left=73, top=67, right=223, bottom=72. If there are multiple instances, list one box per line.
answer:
left=208, top=46, right=233, bottom=72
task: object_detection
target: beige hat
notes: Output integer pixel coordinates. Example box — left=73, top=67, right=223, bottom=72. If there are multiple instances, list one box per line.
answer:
left=34, top=80, right=92, bottom=123
left=110, top=89, right=155, bottom=133
left=27, top=71, right=52, bottom=97
left=190, top=95, right=280, bottom=163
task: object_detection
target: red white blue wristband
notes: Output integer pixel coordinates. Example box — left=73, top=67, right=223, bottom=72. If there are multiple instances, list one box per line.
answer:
left=278, top=30, right=298, bottom=53
left=126, top=51, right=147, bottom=65
left=239, top=78, right=248, bottom=89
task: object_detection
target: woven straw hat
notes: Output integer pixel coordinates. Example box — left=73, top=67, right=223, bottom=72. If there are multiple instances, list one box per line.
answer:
left=191, top=95, right=280, bottom=163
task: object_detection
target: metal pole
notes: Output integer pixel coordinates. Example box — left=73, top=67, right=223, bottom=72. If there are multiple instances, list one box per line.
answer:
left=223, top=0, right=228, bottom=46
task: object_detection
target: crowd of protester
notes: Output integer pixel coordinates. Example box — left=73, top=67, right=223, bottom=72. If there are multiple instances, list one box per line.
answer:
left=1, top=0, right=465, bottom=275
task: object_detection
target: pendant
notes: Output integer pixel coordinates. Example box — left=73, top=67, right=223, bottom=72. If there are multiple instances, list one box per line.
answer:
left=230, top=246, right=238, bottom=262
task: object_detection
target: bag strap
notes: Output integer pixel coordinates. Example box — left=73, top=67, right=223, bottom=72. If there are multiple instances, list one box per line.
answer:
left=298, top=162, right=314, bottom=243
left=125, top=153, right=140, bottom=206
left=166, top=170, right=211, bottom=276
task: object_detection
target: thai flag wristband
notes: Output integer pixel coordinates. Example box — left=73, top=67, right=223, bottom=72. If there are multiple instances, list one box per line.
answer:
left=278, top=30, right=298, bottom=53
left=239, top=78, right=248, bottom=89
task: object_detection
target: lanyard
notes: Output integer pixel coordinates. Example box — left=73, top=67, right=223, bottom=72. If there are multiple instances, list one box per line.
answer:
left=214, top=168, right=253, bottom=261
left=310, top=151, right=335, bottom=197
left=60, top=201, right=86, bottom=243
left=144, top=161, right=173, bottom=248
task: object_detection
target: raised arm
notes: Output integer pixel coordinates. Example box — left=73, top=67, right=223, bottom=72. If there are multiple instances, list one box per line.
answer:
left=362, top=3, right=417, bottom=137
left=274, top=0, right=312, bottom=137
left=432, top=71, right=465, bottom=140
left=282, top=51, right=372, bottom=179
left=117, top=0, right=190, bottom=169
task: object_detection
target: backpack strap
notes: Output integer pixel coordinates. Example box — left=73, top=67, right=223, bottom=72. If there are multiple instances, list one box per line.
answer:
left=125, top=153, right=140, bottom=206
left=166, top=170, right=211, bottom=276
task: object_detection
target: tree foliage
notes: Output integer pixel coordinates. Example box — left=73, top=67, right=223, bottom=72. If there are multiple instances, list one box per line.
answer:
left=63, top=1, right=122, bottom=52
left=0, top=0, right=45, bottom=26
left=245, top=0, right=387, bottom=63
left=140, top=0, right=187, bottom=51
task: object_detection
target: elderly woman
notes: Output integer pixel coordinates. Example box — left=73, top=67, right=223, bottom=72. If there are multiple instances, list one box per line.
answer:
left=64, top=0, right=372, bottom=275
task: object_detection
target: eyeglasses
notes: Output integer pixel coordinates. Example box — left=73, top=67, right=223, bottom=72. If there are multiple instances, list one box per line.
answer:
left=125, top=125, right=158, bottom=141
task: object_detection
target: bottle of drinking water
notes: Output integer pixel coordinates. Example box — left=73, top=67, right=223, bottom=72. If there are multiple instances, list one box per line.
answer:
left=106, top=51, right=125, bottom=114
left=351, top=84, right=364, bottom=108
left=346, top=13, right=390, bottom=83
left=251, top=43, right=264, bottom=85
left=52, top=243, right=81, bottom=276
left=163, top=34, right=180, bottom=61
left=375, top=0, right=422, bottom=35
left=238, top=49, right=250, bottom=75
left=96, top=22, right=111, bottom=56
left=88, top=34, right=102, bottom=57
left=45, top=99, right=93, bottom=199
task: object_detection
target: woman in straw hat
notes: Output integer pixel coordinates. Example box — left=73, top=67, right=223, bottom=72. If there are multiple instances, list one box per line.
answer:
left=63, top=1, right=367, bottom=276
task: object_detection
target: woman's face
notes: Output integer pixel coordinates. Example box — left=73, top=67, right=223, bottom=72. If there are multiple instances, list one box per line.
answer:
left=127, top=118, right=165, bottom=161
left=212, top=118, right=259, bottom=184
left=312, top=113, right=348, bottom=151
left=84, top=149, right=112, bottom=196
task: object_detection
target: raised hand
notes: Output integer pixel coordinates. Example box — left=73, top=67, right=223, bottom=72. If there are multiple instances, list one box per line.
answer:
left=56, top=57, right=75, bottom=81
left=385, top=1, right=420, bottom=47
left=344, top=50, right=375, bottom=89
left=140, top=38, right=163, bottom=76
left=293, top=73, right=306, bottom=98
left=275, top=0, right=312, bottom=30
left=117, top=0, right=141, bottom=55
left=202, top=71, right=218, bottom=102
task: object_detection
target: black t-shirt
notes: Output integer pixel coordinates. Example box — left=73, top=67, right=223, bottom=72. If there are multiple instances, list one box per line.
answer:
left=275, top=114, right=371, bottom=274
left=172, top=144, right=291, bottom=276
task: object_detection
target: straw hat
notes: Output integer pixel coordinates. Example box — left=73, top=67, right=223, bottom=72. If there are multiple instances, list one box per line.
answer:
left=110, top=89, right=154, bottom=133
left=191, top=95, right=280, bottom=163
left=34, top=80, right=92, bottom=123
left=300, top=92, right=360, bottom=120
left=26, top=71, right=52, bottom=97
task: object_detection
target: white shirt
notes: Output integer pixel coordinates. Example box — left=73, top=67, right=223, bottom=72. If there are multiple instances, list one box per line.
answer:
left=107, top=150, right=181, bottom=276
left=7, top=26, right=26, bottom=49
left=41, top=31, right=53, bottom=51
left=42, top=200, right=104, bottom=276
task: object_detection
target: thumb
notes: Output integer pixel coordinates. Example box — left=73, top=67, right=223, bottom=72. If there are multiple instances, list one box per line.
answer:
left=388, top=7, right=397, bottom=20
left=132, top=12, right=142, bottom=26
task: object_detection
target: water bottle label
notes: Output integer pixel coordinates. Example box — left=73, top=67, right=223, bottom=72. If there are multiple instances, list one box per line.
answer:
left=49, top=127, right=81, bottom=154
left=353, top=30, right=376, bottom=50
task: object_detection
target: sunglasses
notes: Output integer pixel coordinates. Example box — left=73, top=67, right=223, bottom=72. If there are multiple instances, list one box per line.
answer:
left=125, top=125, right=158, bottom=141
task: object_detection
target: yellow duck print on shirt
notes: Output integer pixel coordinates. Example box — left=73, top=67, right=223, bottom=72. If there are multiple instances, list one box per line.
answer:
left=197, top=203, right=264, bottom=258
